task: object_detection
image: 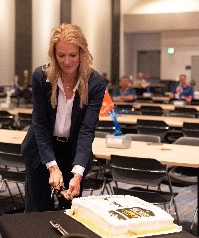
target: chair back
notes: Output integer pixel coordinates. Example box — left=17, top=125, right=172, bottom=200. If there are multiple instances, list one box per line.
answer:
left=0, top=111, right=14, bottom=128
left=127, top=133, right=161, bottom=143
left=0, top=143, right=24, bottom=168
left=0, top=143, right=25, bottom=183
left=136, top=119, right=169, bottom=141
left=116, top=104, right=133, bottom=114
left=95, top=131, right=110, bottom=138
left=17, top=113, right=32, bottom=129
left=174, top=136, right=199, bottom=146
left=110, top=155, right=166, bottom=187
left=169, top=107, right=197, bottom=118
left=140, top=105, right=163, bottom=116
left=183, top=122, right=199, bottom=138
left=96, top=120, right=115, bottom=133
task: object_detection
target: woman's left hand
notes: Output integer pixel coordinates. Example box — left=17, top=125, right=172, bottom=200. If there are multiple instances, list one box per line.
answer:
left=63, top=173, right=82, bottom=200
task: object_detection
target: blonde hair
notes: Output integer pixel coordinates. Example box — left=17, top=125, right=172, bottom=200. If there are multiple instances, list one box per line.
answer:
left=45, top=23, right=93, bottom=108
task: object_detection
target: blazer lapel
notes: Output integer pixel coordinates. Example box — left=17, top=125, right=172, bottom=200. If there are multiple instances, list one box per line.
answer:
left=70, top=91, right=81, bottom=136
left=45, top=81, right=58, bottom=135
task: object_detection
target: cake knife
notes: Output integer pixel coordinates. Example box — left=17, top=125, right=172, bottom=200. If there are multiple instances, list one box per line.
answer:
left=50, top=220, right=68, bottom=236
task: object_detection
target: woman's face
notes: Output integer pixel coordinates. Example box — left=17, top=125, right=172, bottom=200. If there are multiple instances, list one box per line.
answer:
left=55, top=41, right=80, bottom=76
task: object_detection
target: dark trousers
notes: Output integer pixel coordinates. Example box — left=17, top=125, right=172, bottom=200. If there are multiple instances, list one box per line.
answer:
left=25, top=138, right=84, bottom=212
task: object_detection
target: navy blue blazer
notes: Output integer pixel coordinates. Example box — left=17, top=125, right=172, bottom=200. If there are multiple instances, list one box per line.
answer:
left=21, top=66, right=106, bottom=175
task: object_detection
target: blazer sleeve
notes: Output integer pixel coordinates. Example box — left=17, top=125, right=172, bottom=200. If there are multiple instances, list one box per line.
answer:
left=31, top=67, right=56, bottom=164
left=72, top=72, right=106, bottom=168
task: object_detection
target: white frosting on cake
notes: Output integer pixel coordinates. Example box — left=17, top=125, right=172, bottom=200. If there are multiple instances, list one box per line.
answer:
left=70, top=195, right=176, bottom=236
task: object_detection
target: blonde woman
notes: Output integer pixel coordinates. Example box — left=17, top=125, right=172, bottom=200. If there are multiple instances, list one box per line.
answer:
left=22, top=23, right=106, bottom=212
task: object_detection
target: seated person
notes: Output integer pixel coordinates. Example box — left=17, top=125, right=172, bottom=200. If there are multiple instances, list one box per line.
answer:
left=102, top=72, right=112, bottom=90
left=169, top=74, right=194, bottom=102
left=10, top=74, right=23, bottom=97
left=112, top=75, right=136, bottom=102
left=132, top=72, right=151, bottom=95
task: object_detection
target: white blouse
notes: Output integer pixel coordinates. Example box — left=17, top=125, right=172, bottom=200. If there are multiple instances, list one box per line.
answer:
left=46, top=77, right=85, bottom=176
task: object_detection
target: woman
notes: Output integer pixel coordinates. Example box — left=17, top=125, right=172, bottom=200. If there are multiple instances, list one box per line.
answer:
left=21, top=23, right=106, bottom=212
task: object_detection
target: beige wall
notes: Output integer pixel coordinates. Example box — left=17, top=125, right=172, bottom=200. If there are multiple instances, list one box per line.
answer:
left=161, top=30, right=199, bottom=81
left=32, top=0, right=60, bottom=70
left=122, top=0, right=199, bottom=81
left=124, top=33, right=160, bottom=77
left=124, top=12, right=199, bottom=33
left=0, top=0, right=15, bottom=86
left=72, top=0, right=111, bottom=77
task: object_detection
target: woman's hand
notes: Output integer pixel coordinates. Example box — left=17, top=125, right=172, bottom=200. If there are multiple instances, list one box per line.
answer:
left=63, top=173, right=82, bottom=200
left=48, top=165, right=64, bottom=190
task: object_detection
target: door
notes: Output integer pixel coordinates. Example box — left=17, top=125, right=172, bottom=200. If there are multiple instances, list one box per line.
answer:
left=137, top=50, right=161, bottom=80
left=191, top=55, right=199, bottom=91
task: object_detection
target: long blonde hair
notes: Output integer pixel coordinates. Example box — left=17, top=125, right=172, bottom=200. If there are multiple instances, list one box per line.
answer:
left=46, top=23, right=93, bottom=108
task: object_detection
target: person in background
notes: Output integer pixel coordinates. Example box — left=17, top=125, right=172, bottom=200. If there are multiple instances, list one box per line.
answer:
left=170, top=74, right=194, bottom=102
left=102, top=72, right=112, bottom=89
left=21, top=23, right=106, bottom=212
left=102, top=72, right=109, bottom=84
left=112, top=75, right=136, bottom=102
left=132, top=71, right=151, bottom=95
left=10, top=74, right=23, bottom=97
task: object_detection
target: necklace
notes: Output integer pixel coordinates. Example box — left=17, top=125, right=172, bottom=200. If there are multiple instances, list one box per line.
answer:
left=61, top=73, right=77, bottom=90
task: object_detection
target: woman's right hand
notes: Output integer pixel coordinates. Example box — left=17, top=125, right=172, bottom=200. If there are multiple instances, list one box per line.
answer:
left=48, top=165, right=64, bottom=189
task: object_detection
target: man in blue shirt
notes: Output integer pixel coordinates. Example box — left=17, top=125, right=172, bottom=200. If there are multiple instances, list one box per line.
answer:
left=112, top=75, right=136, bottom=102
left=170, top=74, right=194, bottom=102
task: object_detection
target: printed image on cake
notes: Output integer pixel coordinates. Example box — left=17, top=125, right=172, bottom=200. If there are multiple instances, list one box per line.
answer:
left=66, top=195, right=181, bottom=238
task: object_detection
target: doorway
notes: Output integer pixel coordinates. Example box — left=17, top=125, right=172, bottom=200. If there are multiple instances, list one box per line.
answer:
left=191, top=55, right=199, bottom=91
left=137, top=50, right=161, bottom=80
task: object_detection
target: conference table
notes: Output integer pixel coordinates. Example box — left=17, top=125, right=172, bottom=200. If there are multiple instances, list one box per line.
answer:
left=1, top=107, right=199, bottom=128
left=0, top=129, right=199, bottom=168
left=7, top=107, right=32, bottom=115
left=0, top=210, right=197, bottom=238
left=132, top=102, right=199, bottom=111
left=99, top=114, right=199, bottom=128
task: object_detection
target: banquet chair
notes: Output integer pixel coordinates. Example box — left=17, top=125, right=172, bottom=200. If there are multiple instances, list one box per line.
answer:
left=96, top=120, right=115, bottom=133
left=191, top=99, right=199, bottom=105
left=116, top=104, right=134, bottom=114
left=16, top=112, right=32, bottom=130
left=0, top=111, right=14, bottom=129
left=110, top=154, right=180, bottom=224
left=190, top=206, right=198, bottom=233
left=83, top=159, right=111, bottom=196
left=183, top=122, right=199, bottom=137
left=95, top=131, right=110, bottom=138
left=167, top=137, right=199, bottom=187
left=0, top=143, right=25, bottom=211
left=136, top=119, right=170, bottom=142
left=140, top=105, right=164, bottom=116
left=83, top=131, right=112, bottom=195
left=135, top=96, right=152, bottom=103
left=169, top=107, right=198, bottom=118
left=126, top=133, right=161, bottom=143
